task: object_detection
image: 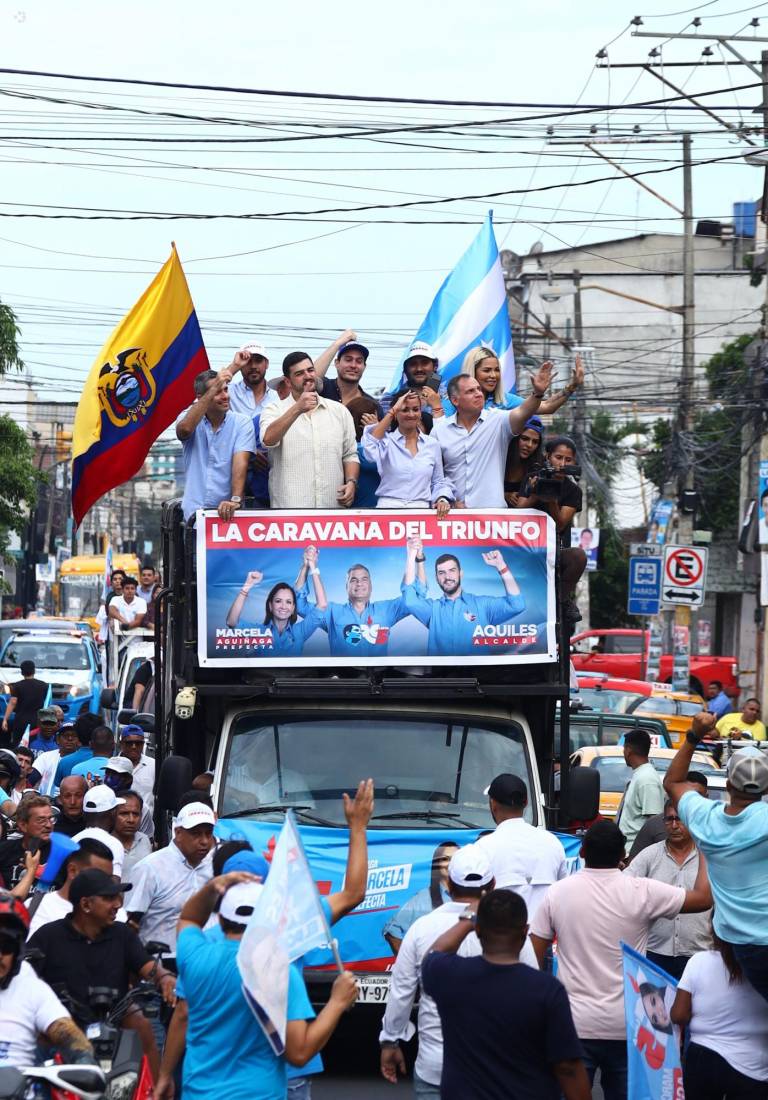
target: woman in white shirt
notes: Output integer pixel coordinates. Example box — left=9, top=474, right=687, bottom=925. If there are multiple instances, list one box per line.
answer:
left=362, top=391, right=453, bottom=514
left=671, top=933, right=768, bottom=1098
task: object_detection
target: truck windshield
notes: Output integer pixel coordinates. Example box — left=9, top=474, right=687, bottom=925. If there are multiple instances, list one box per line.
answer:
left=219, top=715, right=533, bottom=829
left=1, top=639, right=89, bottom=671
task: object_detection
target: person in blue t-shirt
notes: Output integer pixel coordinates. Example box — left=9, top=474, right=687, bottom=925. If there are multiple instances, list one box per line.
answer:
left=167, top=871, right=358, bottom=1100
left=705, top=680, right=733, bottom=721
left=402, top=538, right=525, bottom=658
left=665, top=710, right=768, bottom=1005
left=156, top=780, right=375, bottom=1100
left=225, top=571, right=327, bottom=658
left=295, top=546, right=427, bottom=659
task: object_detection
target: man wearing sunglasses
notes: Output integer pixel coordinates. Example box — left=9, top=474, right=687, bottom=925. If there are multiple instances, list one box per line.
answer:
left=625, top=795, right=713, bottom=980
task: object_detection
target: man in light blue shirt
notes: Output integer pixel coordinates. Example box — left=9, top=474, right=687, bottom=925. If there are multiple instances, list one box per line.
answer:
left=295, top=546, right=422, bottom=658
left=176, top=368, right=255, bottom=522
left=222, top=345, right=280, bottom=508
left=402, top=538, right=525, bottom=657
left=705, top=680, right=733, bottom=720
left=665, top=711, right=768, bottom=1004
left=433, top=365, right=551, bottom=509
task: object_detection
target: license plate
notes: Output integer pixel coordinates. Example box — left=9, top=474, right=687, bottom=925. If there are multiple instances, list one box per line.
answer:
left=356, top=975, right=390, bottom=1004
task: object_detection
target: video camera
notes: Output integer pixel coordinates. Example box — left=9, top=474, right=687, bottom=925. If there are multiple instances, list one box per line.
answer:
left=522, top=462, right=582, bottom=502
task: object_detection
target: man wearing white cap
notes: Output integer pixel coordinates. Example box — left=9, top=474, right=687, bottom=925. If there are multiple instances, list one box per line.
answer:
left=665, top=710, right=768, bottom=1004
left=380, top=844, right=537, bottom=1097
left=73, top=784, right=128, bottom=877
left=127, top=801, right=215, bottom=959
left=224, top=344, right=280, bottom=508
left=381, top=342, right=445, bottom=423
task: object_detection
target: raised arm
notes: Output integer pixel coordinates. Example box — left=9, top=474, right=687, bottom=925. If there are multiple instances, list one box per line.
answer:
left=540, top=354, right=584, bottom=416
left=176, top=370, right=232, bottom=441
left=226, top=571, right=263, bottom=628
left=508, top=361, right=552, bottom=434
left=482, top=549, right=520, bottom=596
left=326, top=779, right=374, bottom=922
left=314, top=329, right=357, bottom=381
left=663, top=711, right=716, bottom=807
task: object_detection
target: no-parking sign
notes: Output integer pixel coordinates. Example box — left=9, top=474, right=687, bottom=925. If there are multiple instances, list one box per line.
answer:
left=662, top=545, right=708, bottom=606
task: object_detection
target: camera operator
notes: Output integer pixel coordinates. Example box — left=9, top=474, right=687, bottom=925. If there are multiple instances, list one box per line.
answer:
left=515, top=436, right=586, bottom=624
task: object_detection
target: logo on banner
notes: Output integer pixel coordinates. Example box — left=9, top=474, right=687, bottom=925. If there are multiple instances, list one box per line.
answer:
left=343, top=620, right=390, bottom=647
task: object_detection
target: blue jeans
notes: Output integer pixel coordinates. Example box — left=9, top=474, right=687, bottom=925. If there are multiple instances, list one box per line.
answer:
left=287, top=1078, right=312, bottom=1099
left=413, top=1072, right=441, bottom=1099
left=732, top=944, right=768, bottom=1005
left=580, top=1038, right=627, bottom=1100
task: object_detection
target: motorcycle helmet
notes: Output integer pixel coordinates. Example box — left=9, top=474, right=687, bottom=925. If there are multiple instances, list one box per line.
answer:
left=0, top=749, right=20, bottom=787
left=0, top=889, right=29, bottom=989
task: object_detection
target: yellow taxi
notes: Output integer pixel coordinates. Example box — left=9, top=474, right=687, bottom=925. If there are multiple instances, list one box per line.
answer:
left=569, top=745, right=721, bottom=818
left=625, top=687, right=706, bottom=746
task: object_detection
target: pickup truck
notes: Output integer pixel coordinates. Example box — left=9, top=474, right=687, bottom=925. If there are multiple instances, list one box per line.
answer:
left=570, top=628, right=738, bottom=697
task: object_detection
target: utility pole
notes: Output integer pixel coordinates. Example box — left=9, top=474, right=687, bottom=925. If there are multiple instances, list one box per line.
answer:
left=572, top=269, right=590, bottom=631
left=758, top=49, right=768, bottom=717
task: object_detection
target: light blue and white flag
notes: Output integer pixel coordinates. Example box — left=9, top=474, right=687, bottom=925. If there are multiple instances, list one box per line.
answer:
left=237, top=810, right=334, bottom=1055
left=388, top=211, right=514, bottom=393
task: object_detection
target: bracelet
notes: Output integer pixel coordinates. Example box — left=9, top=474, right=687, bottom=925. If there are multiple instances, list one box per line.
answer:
left=415, top=555, right=426, bottom=563
left=239, top=589, right=250, bottom=597
left=499, top=566, right=510, bottom=575
left=309, top=567, right=320, bottom=576
left=346, top=477, right=359, bottom=486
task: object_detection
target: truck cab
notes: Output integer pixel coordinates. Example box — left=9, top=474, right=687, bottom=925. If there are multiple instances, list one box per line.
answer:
left=154, top=503, right=596, bottom=1002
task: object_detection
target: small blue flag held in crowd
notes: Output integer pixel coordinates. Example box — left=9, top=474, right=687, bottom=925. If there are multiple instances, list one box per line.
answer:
left=621, top=942, right=684, bottom=1100
left=388, top=210, right=515, bottom=394
left=237, top=810, right=335, bottom=1055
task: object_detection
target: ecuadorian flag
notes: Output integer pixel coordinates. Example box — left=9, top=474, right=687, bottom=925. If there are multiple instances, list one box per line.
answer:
left=71, top=246, right=209, bottom=526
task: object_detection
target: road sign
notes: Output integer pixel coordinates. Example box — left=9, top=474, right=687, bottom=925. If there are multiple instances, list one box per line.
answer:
left=629, top=542, right=662, bottom=558
left=628, top=556, right=662, bottom=616
left=662, top=545, right=708, bottom=607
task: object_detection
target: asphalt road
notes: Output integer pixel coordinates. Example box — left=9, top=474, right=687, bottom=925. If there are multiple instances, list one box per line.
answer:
left=312, top=1009, right=605, bottom=1098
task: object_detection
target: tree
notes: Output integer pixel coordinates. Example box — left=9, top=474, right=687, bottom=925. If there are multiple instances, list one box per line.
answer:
left=0, top=416, right=38, bottom=558
left=0, top=299, right=24, bottom=374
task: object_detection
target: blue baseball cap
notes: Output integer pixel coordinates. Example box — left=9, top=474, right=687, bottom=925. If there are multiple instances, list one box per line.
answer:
left=223, top=851, right=270, bottom=881
left=523, top=415, right=544, bottom=435
left=337, top=341, right=369, bottom=361
left=119, top=724, right=147, bottom=741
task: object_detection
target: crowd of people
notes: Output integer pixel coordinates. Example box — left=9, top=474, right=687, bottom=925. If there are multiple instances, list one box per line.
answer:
left=0, top=710, right=765, bottom=1098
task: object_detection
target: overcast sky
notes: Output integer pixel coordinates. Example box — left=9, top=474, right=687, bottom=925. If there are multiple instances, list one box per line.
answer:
left=1, top=0, right=766, bottom=400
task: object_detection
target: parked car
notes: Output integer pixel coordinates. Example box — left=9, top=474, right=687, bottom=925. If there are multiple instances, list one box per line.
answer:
left=570, top=628, right=738, bottom=697
left=555, top=712, right=671, bottom=757
left=625, top=688, right=706, bottom=746
left=574, top=675, right=653, bottom=716
left=0, top=630, right=103, bottom=721
left=569, top=745, right=722, bottom=818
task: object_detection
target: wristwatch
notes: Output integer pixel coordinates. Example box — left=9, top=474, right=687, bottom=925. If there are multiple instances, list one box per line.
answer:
left=685, top=728, right=700, bottom=746
left=231, top=495, right=242, bottom=505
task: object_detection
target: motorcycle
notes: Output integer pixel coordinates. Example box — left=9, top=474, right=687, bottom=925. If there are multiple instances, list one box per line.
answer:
left=0, top=1064, right=106, bottom=1100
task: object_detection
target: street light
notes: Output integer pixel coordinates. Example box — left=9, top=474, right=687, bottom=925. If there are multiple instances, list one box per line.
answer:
left=540, top=283, right=684, bottom=316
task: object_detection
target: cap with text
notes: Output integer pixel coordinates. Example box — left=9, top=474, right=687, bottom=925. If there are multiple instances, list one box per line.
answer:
left=175, top=802, right=216, bottom=830
left=448, top=845, right=493, bottom=889
left=240, top=342, right=268, bottom=359
left=337, top=341, right=369, bottom=361
left=404, top=341, right=438, bottom=365
left=484, top=773, right=528, bottom=807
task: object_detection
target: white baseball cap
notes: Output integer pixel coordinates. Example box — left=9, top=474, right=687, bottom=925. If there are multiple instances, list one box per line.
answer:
left=175, top=802, right=216, bottom=830
left=240, top=342, right=269, bottom=359
left=448, top=845, right=493, bottom=888
left=404, top=341, right=438, bottom=365
left=219, top=881, right=264, bottom=924
left=83, top=785, right=127, bottom=813
left=105, top=756, right=134, bottom=776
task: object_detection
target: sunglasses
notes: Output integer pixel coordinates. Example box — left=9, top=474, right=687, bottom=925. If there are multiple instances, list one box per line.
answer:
left=664, top=815, right=681, bottom=824
left=0, top=934, right=20, bottom=956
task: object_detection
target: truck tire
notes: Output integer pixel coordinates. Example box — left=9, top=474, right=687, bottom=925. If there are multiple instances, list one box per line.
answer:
left=156, top=754, right=194, bottom=815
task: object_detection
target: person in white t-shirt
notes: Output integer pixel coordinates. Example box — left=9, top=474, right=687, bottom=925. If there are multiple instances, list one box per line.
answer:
left=672, top=935, right=768, bottom=1098
left=0, top=889, right=94, bottom=1068
left=475, top=772, right=568, bottom=921
left=27, top=836, right=123, bottom=937
left=107, top=577, right=147, bottom=630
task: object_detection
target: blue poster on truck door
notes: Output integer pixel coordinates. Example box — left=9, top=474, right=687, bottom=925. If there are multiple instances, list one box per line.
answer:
left=196, top=508, right=557, bottom=668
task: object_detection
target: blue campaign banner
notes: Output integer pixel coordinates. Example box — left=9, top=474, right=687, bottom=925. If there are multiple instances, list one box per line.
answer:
left=622, top=942, right=684, bottom=1100
left=197, top=508, right=556, bottom=668
left=218, top=817, right=582, bottom=972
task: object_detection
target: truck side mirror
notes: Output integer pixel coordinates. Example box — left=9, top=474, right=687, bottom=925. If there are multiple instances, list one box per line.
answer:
left=563, top=765, right=600, bottom=823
